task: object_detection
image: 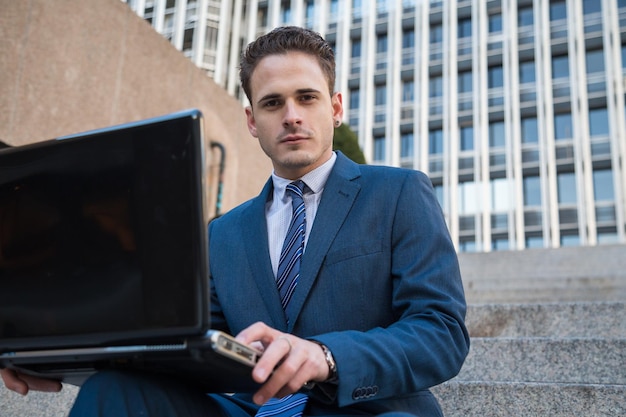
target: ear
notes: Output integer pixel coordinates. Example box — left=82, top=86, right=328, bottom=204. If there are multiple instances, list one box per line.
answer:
left=245, top=106, right=258, bottom=138
left=331, top=92, right=344, bottom=122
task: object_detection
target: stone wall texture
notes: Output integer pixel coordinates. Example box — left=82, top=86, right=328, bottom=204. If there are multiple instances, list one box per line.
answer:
left=0, top=0, right=272, bottom=216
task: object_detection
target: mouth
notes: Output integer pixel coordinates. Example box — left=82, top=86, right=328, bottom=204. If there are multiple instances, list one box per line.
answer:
left=280, top=134, right=307, bottom=144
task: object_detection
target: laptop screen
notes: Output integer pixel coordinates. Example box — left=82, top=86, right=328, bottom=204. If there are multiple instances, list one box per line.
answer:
left=0, top=110, right=208, bottom=350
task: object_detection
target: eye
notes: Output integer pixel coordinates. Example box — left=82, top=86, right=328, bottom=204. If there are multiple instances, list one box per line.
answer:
left=262, top=98, right=282, bottom=108
left=299, top=94, right=317, bottom=102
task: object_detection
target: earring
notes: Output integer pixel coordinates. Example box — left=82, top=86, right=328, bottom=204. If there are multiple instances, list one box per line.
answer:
left=335, top=120, right=341, bottom=127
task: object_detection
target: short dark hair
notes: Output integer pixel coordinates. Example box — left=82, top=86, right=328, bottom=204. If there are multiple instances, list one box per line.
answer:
left=239, top=26, right=336, bottom=103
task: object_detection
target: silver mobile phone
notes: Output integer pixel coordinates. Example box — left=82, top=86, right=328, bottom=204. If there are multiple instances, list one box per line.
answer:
left=208, top=330, right=262, bottom=367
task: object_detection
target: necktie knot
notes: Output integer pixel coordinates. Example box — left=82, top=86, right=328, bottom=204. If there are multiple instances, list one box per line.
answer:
left=286, top=180, right=305, bottom=204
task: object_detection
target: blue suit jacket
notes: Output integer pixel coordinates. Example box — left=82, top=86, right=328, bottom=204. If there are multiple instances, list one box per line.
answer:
left=208, top=152, right=469, bottom=416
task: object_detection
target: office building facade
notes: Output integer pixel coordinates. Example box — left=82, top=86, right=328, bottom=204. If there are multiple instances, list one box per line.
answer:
left=123, top=0, right=626, bottom=252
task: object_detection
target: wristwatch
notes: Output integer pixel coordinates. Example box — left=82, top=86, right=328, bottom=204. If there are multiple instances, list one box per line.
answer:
left=316, top=342, right=338, bottom=383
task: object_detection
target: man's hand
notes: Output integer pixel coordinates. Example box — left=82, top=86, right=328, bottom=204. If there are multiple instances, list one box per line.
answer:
left=236, top=322, right=329, bottom=405
left=0, top=368, right=62, bottom=395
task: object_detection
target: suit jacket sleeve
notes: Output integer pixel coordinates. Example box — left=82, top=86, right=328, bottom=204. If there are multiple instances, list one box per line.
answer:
left=308, top=168, right=469, bottom=407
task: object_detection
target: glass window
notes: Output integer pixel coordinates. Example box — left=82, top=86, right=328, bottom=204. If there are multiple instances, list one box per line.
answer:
left=491, top=178, right=511, bottom=211
left=280, top=3, right=291, bottom=23
left=403, top=30, right=415, bottom=49
left=492, top=238, right=510, bottom=251
left=526, top=236, right=544, bottom=249
left=586, top=49, right=605, bottom=74
left=458, top=71, right=472, bottom=93
left=377, top=34, right=388, bottom=54
left=400, top=133, right=414, bottom=158
left=459, top=240, right=477, bottom=253
left=554, top=113, right=573, bottom=140
left=557, top=172, right=577, bottom=204
left=460, top=126, right=474, bottom=151
left=429, top=129, right=443, bottom=155
left=430, top=24, right=443, bottom=44
left=583, top=0, right=601, bottom=14
left=518, top=7, right=534, bottom=27
left=489, top=13, right=502, bottom=33
left=459, top=181, right=479, bottom=215
left=402, top=80, right=414, bottom=102
left=305, top=0, right=315, bottom=21
left=552, top=55, right=569, bottom=78
left=589, top=108, right=609, bottom=137
left=622, top=44, right=626, bottom=70
left=560, top=234, right=580, bottom=247
left=349, top=88, right=360, bottom=109
left=373, top=136, right=385, bottom=161
left=351, top=40, right=361, bottom=58
left=598, top=231, right=619, bottom=244
left=458, top=18, right=472, bottom=38
left=593, top=169, right=614, bottom=201
left=376, top=0, right=388, bottom=14
left=489, top=121, right=505, bottom=148
left=433, top=184, right=444, bottom=210
left=520, top=61, right=536, bottom=84
left=523, top=176, right=541, bottom=206
left=429, top=76, right=443, bottom=97
left=550, top=0, right=567, bottom=20
left=521, top=117, right=539, bottom=143
left=330, top=0, right=338, bottom=15
left=488, top=66, right=504, bottom=88
left=375, top=85, right=386, bottom=105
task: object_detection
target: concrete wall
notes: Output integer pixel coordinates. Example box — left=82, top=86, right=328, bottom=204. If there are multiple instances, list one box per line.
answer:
left=0, top=0, right=272, bottom=216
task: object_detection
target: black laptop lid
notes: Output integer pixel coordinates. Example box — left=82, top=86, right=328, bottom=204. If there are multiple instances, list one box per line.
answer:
left=0, top=109, right=209, bottom=351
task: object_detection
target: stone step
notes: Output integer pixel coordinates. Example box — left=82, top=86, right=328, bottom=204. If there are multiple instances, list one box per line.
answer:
left=458, top=244, right=626, bottom=304
left=432, top=381, right=626, bottom=417
left=466, top=301, right=626, bottom=338
left=457, top=337, right=626, bottom=385
left=0, top=384, right=77, bottom=417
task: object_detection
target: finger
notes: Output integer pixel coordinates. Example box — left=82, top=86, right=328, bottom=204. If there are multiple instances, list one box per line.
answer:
left=252, top=336, right=292, bottom=384
left=20, top=374, right=62, bottom=393
left=253, top=339, right=308, bottom=404
left=235, top=322, right=276, bottom=346
left=254, top=359, right=308, bottom=404
left=1, top=369, right=62, bottom=395
left=1, top=369, right=29, bottom=395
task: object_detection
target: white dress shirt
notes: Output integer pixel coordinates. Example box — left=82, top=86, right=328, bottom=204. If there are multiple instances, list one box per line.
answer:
left=266, top=152, right=337, bottom=277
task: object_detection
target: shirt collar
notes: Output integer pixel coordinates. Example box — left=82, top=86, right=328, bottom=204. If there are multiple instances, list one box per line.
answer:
left=271, top=152, right=337, bottom=200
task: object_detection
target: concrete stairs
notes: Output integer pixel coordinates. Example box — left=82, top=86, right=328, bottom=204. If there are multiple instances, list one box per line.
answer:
left=432, top=301, right=626, bottom=416
left=431, top=244, right=626, bottom=417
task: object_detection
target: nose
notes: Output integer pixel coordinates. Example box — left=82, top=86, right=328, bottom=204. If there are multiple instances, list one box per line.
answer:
left=282, top=100, right=302, bottom=128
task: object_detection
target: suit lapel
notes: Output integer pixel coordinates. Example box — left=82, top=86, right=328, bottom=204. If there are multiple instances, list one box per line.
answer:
left=242, top=179, right=289, bottom=330
left=286, top=153, right=362, bottom=332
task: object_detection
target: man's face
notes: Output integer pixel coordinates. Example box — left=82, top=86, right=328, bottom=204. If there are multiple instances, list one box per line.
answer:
left=245, top=51, right=343, bottom=180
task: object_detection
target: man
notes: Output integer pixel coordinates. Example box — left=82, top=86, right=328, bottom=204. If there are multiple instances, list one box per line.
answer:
left=1, top=26, right=469, bottom=417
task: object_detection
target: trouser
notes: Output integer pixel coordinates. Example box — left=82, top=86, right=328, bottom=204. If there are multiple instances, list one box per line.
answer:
left=68, top=370, right=426, bottom=417
left=68, top=370, right=255, bottom=417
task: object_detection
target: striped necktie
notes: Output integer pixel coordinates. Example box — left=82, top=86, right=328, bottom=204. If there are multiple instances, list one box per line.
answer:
left=255, top=180, right=308, bottom=417
left=276, top=180, right=306, bottom=323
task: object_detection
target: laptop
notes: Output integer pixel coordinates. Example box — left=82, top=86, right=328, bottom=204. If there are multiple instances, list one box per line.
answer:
left=0, top=109, right=261, bottom=391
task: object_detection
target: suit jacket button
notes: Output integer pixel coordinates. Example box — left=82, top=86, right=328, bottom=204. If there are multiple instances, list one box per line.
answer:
left=352, top=388, right=362, bottom=400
